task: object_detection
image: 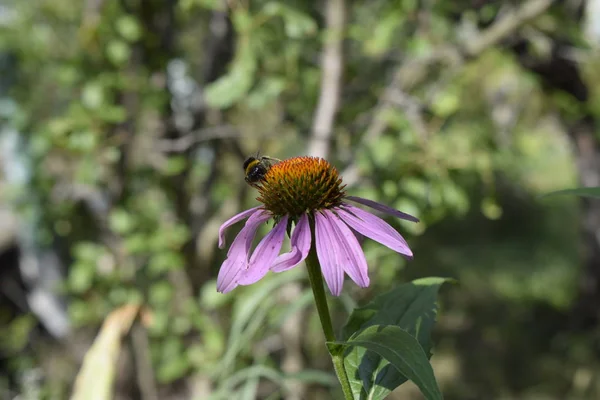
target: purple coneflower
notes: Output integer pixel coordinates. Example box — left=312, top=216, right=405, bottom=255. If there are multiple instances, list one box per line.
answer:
left=217, top=156, right=418, bottom=296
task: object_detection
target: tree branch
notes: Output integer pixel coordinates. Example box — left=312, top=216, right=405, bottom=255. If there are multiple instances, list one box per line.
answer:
left=343, top=0, right=555, bottom=186
left=156, top=125, right=239, bottom=153
left=308, top=0, right=346, bottom=159
left=463, top=0, right=555, bottom=57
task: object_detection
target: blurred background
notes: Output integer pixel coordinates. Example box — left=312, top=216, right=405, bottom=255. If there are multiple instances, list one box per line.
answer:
left=1, top=0, right=600, bottom=399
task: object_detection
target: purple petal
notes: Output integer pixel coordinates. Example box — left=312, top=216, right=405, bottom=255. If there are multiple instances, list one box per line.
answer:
left=350, top=226, right=365, bottom=244
left=323, top=210, right=369, bottom=288
left=238, top=215, right=288, bottom=285
left=228, top=210, right=272, bottom=257
left=337, top=205, right=413, bottom=258
left=345, top=196, right=419, bottom=223
left=218, top=206, right=263, bottom=248
left=217, top=210, right=271, bottom=293
left=314, top=211, right=344, bottom=296
left=271, top=214, right=311, bottom=272
left=217, top=254, right=245, bottom=294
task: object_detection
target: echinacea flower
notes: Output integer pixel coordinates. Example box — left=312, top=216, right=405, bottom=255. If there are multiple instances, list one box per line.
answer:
left=217, top=156, right=418, bottom=296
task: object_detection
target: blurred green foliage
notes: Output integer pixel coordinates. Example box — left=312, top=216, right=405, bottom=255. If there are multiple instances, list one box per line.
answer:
left=0, top=0, right=598, bottom=399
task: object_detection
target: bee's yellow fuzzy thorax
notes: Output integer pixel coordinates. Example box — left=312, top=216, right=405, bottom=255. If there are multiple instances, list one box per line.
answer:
left=244, top=159, right=261, bottom=176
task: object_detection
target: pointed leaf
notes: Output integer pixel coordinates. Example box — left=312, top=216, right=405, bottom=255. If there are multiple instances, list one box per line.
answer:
left=341, top=277, right=453, bottom=399
left=542, top=187, right=600, bottom=199
left=71, top=305, right=139, bottom=400
left=333, top=325, right=442, bottom=400
left=343, top=277, right=454, bottom=348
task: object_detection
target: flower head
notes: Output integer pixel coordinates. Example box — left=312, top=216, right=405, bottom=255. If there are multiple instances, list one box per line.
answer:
left=217, top=156, right=418, bottom=296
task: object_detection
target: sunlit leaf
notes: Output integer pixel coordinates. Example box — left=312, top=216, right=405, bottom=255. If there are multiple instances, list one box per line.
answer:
left=106, top=40, right=130, bottom=66
left=71, top=305, right=139, bottom=400
left=204, top=37, right=257, bottom=108
left=332, top=325, right=442, bottom=400
left=116, top=16, right=142, bottom=42
left=341, top=277, right=453, bottom=399
left=262, top=2, right=317, bottom=38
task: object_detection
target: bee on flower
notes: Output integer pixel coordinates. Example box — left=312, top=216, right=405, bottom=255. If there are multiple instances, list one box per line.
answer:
left=217, top=156, right=418, bottom=296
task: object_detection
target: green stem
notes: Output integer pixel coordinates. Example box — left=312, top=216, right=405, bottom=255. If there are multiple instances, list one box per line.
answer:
left=305, top=219, right=354, bottom=400
left=305, top=246, right=335, bottom=341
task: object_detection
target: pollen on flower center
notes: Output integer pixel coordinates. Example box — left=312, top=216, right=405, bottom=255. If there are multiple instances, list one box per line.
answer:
left=256, top=156, right=346, bottom=218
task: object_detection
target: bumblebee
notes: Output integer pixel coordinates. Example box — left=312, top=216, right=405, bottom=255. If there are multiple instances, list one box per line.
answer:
left=243, top=155, right=281, bottom=187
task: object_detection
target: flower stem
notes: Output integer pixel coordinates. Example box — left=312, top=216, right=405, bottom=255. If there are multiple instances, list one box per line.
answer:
left=305, top=219, right=354, bottom=400
left=305, top=246, right=336, bottom=341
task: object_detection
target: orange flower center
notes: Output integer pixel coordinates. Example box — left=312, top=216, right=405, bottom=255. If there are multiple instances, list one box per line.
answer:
left=256, top=156, right=346, bottom=218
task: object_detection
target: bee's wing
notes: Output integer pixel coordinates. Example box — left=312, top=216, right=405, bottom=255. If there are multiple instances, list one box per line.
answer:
left=264, top=156, right=282, bottom=164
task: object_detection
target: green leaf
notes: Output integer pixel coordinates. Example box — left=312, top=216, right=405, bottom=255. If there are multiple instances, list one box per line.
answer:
left=148, top=252, right=185, bottom=276
left=81, top=82, right=105, bottom=109
left=431, top=85, right=460, bottom=117
left=108, top=209, right=136, bottom=234
left=148, top=281, right=174, bottom=306
left=96, top=105, right=127, bottom=123
left=116, top=16, right=142, bottom=42
left=157, top=336, right=191, bottom=383
left=205, top=14, right=257, bottom=109
left=363, top=12, right=404, bottom=56
left=106, top=40, right=131, bottom=66
left=69, top=262, right=95, bottom=293
left=245, top=77, right=286, bottom=109
left=262, top=3, right=317, bottom=38
left=342, top=277, right=453, bottom=344
left=341, top=277, right=453, bottom=399
left=0, top=316, right=37, bottom=352
left=333, top=325, right=442, bottom=400
left=164, top=156, right=188, bottom=176
left=541, top=187, right=600, bottom=199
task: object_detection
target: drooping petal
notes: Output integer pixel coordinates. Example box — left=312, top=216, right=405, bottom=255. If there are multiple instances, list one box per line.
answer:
left=218, top=206, right=263, bottom=248
left=228, top=210, right=272, bottom=257
left=271, top=213, right=311, bottom=272
left=337, top=205, right=413, bottom=258
left=238, top=215, right=289, bottom=285
left=345, top=196, right=419, bottom=223
left=323, top=210, right=369, bottom=288
left=314, top=211, right=344, bottom=296
left=217, top=252, right=245, bottom=294
left=217, top=210, right=271, bottom=293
